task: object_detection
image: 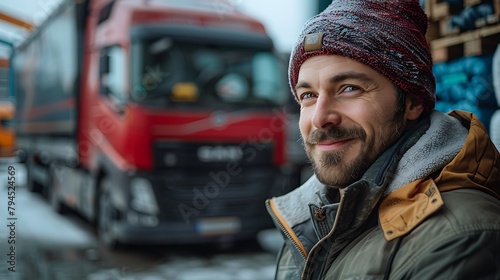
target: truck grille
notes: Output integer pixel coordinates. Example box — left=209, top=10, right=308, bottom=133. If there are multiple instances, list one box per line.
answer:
left=153, top=166, right=278, bottom=220
left=151, top=141, right=278, bottom=222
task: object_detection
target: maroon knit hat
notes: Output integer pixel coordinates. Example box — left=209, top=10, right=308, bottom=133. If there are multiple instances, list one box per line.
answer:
left=289, top=0, right=436, bottom=115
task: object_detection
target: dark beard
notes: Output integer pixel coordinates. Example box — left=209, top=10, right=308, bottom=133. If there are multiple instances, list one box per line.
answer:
left=303, top=115, right=405, bottom=188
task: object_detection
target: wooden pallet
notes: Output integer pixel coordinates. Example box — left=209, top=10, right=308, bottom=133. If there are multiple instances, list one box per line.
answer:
left=425, top=0, right=462, bottom=42
left=465, top=0, right=483, bottom=6
left=426, top=0, right=500, bottom=40
left=431, top=23, right=500, bottom=62
left=427, top=0, right=463, bottom=21
left=426, top=0, right=500, bottom=60
left=476, top=0, right=500, bottom=26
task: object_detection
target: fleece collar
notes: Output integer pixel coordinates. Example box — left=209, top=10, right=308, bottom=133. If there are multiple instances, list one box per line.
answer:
left=380, top=110, right=500, bottom=240
left=385, top=111, right=468, bottom=194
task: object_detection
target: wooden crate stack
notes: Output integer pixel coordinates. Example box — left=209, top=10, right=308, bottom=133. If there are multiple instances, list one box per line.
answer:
left=426, top=0, right=500, bottom=63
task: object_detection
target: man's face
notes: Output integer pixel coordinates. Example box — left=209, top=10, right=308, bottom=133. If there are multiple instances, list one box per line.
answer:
left=296, top=55, right=415, bottom=188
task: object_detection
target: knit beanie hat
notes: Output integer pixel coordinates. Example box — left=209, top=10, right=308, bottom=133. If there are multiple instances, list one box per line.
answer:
left=289, top=0, right=436, bottom=115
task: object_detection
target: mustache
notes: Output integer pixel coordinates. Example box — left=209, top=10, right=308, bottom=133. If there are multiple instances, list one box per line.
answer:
left=305, top=126, right=366, bottom=145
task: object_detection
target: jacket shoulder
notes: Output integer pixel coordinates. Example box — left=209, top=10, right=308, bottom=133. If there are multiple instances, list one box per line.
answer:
left=391, top=188, right=500, bottom=279
left=440, top=188, right=500, bottom=226
left=324, top=188, right=500, bottom=279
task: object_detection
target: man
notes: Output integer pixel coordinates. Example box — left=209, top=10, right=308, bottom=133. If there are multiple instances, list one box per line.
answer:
left=265, top=0, right=500, bottom=279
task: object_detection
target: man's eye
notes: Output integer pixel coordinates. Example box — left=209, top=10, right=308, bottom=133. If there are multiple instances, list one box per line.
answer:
left=343, top=85, right=360, bottom=93
left=300, top=92, right=315, bottom=100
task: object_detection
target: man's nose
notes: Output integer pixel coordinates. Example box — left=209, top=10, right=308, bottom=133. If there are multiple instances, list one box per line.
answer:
left=311, top=94, right=341, bottom=130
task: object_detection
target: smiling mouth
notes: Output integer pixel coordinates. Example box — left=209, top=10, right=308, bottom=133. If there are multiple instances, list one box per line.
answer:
left=316, top=138, right=355, bottom=151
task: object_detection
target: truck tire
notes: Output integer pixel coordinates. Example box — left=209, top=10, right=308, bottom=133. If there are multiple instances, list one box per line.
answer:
left=26, top=155, right=42, bottom=193
left=47, top=164, right=67, bottom=214
left=98, top=176, right=121, bottom=249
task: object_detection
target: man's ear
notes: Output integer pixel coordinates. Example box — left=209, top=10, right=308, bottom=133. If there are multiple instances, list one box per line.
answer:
left=405, top=95, right=424, bottom=121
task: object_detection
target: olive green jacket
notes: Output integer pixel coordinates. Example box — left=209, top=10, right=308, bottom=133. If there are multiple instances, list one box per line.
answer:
left=266, top=110, right=500, bottom=280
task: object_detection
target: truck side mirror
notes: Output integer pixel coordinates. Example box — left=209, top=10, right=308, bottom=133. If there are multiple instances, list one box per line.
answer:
left=100, top=53, right=111, bottom=96
left=100, top=53, right=110, bottom=76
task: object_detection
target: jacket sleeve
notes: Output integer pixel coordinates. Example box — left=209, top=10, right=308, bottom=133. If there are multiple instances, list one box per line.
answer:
left=275, top=240, right=302, bottom=280
left=401, top=230, right=500, bottom=279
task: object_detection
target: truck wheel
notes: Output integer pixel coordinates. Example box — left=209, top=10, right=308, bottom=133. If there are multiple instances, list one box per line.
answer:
left=98, top=177, right=121, bottom=249
left=47, top=164, right=67, bottom=214
left=26, top=155, right=41, bottom=193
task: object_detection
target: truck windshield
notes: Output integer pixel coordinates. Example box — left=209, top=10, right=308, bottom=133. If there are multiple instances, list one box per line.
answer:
left=131, top=38, right=288, bottom=108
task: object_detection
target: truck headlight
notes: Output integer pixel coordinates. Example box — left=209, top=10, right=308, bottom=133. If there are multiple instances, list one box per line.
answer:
left=130, top=178, right=159, bottom=215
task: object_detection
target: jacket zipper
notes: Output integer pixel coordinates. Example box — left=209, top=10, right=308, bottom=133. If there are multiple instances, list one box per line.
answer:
left=303, top=195, right=346, bottom=279
left=266, top=200, right=307, bottom=260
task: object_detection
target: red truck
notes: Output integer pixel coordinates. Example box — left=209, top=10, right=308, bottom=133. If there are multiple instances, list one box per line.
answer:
left=13, top=0, right=291, bottom=247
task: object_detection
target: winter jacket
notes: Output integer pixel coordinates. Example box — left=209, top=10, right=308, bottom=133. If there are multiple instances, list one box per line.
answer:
left=266, top=110, right=500, bottom=280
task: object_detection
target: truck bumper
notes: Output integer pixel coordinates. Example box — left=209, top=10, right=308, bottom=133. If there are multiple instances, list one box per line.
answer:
left=110, top=166, right=287, bottom=245
left=112, top=214, right=270, bottom=245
